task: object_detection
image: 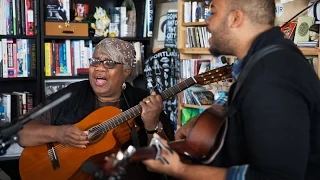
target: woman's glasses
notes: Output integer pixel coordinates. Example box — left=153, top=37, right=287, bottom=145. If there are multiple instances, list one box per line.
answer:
left=89, top=58, right=122, bottom=69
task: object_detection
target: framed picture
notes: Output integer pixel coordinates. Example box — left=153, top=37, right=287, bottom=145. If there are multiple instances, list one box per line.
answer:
left=73, top=3, right=89, bottom=22
left=44, top=79, right=87, bottom=97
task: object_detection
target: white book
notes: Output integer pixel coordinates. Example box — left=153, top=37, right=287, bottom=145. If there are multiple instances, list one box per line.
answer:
left=184, top=2, right=191, bottom=23
left=1, top=93, right=11, bottom=124
left=119, top=7, right=127, bottom=37
left=23, top=39, right=28, bottom=77
left=192, top=1, right=197, bottom=22
left=73, top=41, right=80, bottom=75
left=88, top=40, right=93, bottom=59
left=2, top=38, right=8, bottom=78
left=65, top=40, right=72, bottom=75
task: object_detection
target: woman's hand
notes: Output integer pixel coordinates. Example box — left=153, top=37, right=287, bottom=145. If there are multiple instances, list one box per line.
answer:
left=55, top=125, right=89, bottom=148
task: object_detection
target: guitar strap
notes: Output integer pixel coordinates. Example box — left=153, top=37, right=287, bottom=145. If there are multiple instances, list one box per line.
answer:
left=122, top=89, right=140, bottom=148
left=228, top=44, right=304, bottom=116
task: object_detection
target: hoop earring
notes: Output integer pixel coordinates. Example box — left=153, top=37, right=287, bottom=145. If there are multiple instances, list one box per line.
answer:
left=122, top=82, right=126, bottom=90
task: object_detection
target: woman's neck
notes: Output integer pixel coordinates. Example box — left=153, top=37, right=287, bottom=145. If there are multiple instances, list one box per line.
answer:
left=96, top=92, right=121, bottom=103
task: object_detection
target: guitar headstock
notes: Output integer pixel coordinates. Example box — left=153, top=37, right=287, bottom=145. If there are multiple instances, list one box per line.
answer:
left=193, top=65, right=233, bottom=85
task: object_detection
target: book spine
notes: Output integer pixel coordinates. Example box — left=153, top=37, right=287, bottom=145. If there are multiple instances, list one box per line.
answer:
left=30, top=39, right=36, bottom=76
left=55, top=43, right=60, bottom=75
left=44, top=42, right=52, bottom=76
left=2, top=39, right=8, bottom=78
left=12, top=43, right=17, bottom=77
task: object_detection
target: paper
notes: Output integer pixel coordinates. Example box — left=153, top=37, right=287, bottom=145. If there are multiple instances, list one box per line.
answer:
left=1, top=143, right=23, bottom=157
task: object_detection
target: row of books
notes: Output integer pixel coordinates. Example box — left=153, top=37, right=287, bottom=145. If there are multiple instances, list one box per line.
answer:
left=0, top=38, right=36, bottom=78
left=183, top=1, right=210, bottom=23
left=44, top=40, right=94, bottom=77
left=181, top=86, right=214, bottom=106
left=0, top=91, right=33, bottom=125
left=44, top=40, right=145, bottom=77
left=186, top=26, right=211, bottom=48
left=180, top=59, right=212, bottom=79
left=0, top=0, right=36, bottom=36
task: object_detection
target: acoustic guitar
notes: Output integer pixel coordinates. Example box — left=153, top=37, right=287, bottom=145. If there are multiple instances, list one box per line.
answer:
left=19, top=65, right=232, bottom=180
left=101, top=106, right=228, bottom=179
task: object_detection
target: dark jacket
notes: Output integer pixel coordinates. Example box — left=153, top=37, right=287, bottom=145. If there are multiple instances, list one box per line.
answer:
left=212, top=27, right=320, bottom=180
left=40, top=80, right=174, bottom=179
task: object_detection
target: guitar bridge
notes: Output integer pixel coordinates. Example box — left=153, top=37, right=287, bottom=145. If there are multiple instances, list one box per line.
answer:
left=47, top=143, right=60, bottom=170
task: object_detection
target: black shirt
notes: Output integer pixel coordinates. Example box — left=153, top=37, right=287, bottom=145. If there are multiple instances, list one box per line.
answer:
left=37, top=80, right=174, bottom=180
left=212, top=27, right=320, bottom=180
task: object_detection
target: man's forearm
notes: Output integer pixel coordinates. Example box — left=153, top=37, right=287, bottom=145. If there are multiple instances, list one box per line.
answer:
left=175, top=164, right=227, bottom=180
left=18, top=120, right=58, bottom=147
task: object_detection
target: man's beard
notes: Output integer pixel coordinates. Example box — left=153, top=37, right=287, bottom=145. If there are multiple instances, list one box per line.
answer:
left=207, top=19, right=233, bottom=56
left=208, top=35, right=233, bottom=57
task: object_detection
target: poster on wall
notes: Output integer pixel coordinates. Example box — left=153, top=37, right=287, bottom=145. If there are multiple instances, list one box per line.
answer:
left=164, top=9, right=178, bottom=48
left=144, top=48, right=180, bottom=129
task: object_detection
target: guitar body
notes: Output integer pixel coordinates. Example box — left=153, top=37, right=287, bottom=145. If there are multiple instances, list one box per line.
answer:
left=101, top=107, right=228, bottom=178
left=19, top=65, right=232, bottom=180
left=169, top=107, right=227, bottom=164
left=19, top=106, right=135, bottom=180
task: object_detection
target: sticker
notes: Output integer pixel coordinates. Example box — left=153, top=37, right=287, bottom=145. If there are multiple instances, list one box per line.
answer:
left=275, top=3, right=284, bottom=17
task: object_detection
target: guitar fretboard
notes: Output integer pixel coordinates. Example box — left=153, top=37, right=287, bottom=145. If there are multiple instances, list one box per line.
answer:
left=89, top=77, right=197, bottom=136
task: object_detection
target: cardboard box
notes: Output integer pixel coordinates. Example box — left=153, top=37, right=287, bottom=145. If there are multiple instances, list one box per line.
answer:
left=45, top=22, right=89, bottom=36
left=275, top=0, right=310, bottom=26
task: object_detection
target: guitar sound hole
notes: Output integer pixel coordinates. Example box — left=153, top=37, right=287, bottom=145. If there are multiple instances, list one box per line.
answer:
left=88, top=129, right=106, bottom=143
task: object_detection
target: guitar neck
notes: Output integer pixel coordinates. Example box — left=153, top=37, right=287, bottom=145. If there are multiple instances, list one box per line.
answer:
left=95, top=65, right=232, bottom=134
left=98, top=77, right=197, bottom=131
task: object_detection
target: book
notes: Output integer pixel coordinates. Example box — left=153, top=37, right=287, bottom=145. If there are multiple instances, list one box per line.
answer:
left=46, top=0, right=68, bottom=21
left=293, top=16, right=315, bottom=44
left=191, top=90, right=215, bottom=106
left=164, top=9, right=178, bottom=48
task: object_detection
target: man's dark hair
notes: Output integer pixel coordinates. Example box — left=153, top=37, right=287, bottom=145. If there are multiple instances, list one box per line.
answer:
left=227, top=0, right=275, bottom=26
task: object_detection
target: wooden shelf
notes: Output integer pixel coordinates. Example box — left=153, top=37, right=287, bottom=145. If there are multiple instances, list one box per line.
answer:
left=181, top=103, right=211, bottom=109
left=44, top=36, right=151, bottom=42
left=0, top=35, right=37, bottom=39
left=44, top=75, right=88, bottom=80
left=299, top=47, right=320, bottom=56
left=44, top=36, right=90, bottom=40
left=182, top=22, right=207, bottom=27
left=0, top=77, right=37, bottom=81
left=179, top=48, right=210, bottom=55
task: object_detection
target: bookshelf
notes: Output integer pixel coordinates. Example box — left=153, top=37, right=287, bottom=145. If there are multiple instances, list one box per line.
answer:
left=176, top=0, right=320, bottom=126
left=38, top=0, right=153, bottom=102
left=0, top=0, right=42, bottom=106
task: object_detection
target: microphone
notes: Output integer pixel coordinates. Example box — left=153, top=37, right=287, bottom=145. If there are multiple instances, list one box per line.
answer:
left=0, top=92, right=72, bottom=155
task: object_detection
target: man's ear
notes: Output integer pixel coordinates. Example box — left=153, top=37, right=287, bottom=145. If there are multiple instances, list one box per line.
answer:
left=228, top=9, right=244, bottom=28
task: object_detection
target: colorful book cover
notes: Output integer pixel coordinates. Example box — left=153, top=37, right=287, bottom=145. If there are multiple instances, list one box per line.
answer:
left=164, top=9, right=178, bottom=48
left=281, top=21, right=296, bottom=39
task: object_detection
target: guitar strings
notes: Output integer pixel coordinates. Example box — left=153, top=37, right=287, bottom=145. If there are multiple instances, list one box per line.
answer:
left=47, top=113, right=128, bottom=155
left=47, top=70, right=229, bottom=157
